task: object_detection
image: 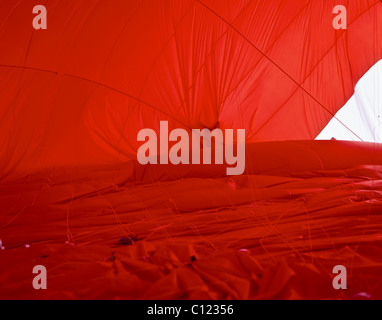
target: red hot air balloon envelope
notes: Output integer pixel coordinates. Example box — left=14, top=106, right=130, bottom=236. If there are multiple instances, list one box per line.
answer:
left=0, top=0, right=382, bottom=300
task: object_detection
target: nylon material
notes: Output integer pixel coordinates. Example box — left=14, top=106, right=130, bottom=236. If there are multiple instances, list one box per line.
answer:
left=317, top=60, right=382, bottom=142
left=1, top=1, right=381, bottom=178
left=1, top=141, right=382, bottom=299
left=0, top=0, right=382, bottom=299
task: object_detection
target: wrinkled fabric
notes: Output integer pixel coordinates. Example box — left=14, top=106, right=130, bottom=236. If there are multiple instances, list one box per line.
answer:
left=0, top=0, right=382, bottom=179
left=1, top=0, right=382, bottom=300
left=1, top=141, right=382, bottom=299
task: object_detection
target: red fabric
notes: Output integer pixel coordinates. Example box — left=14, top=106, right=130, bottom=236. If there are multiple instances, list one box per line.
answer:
left=1, top=140, right=382, bottom=299
left=1, top=1, right=382, bottom=300
left=0, top=0, right=381, bottom=179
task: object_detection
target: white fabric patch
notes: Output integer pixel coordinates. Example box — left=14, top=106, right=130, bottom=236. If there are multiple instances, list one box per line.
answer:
left=316, top=60, right=382, bottom=142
